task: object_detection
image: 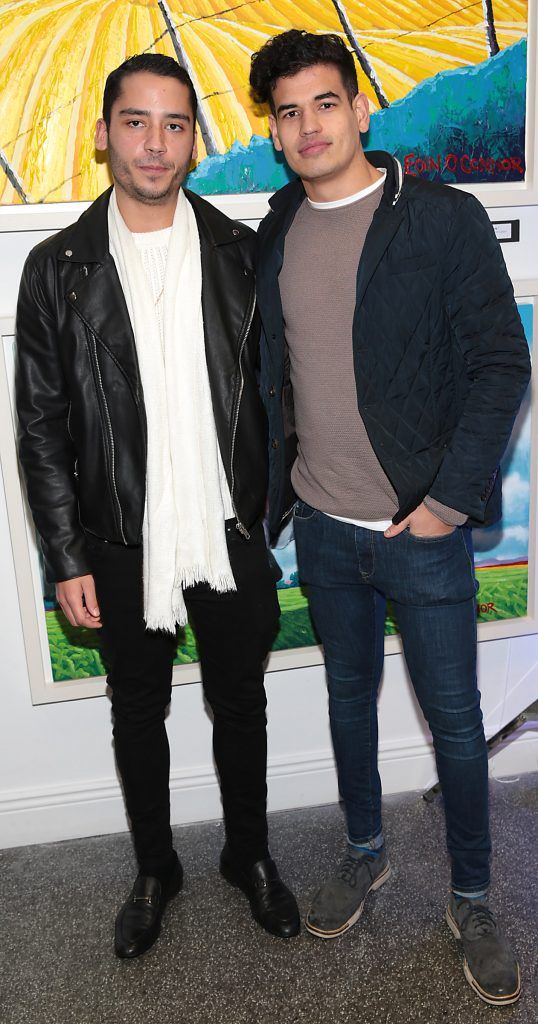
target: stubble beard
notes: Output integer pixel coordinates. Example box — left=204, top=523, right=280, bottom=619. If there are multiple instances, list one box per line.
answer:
left=286, top=145, right=334, bottom=185
left=109, top=149, right=191, bottom=206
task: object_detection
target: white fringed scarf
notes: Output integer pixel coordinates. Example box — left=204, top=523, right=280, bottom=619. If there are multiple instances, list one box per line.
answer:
left=108, top=188, right=235, bottom=632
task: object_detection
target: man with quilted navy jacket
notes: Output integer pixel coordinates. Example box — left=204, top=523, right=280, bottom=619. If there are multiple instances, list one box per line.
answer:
left=250, top=30, right=530, bottom=1005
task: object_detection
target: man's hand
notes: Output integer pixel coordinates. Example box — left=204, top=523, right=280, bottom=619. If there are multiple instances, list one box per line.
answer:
left=384, top=502, right=456, bottom=540
left=56, top=575, right=102, bottom=629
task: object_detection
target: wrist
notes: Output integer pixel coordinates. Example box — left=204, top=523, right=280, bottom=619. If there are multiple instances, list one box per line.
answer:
left=423, top=495, right=468, bottom=527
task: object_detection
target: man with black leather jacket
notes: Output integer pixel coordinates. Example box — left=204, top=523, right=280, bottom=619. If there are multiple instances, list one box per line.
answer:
left=250, top=30, right=530, bottom=1006
left=16, top=53, right=299, bottom=958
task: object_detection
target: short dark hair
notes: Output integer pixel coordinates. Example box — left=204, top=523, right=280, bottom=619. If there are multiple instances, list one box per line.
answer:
left=102, top=53, right=198, bottom=128
left=249, top=30, right=358, bottom=113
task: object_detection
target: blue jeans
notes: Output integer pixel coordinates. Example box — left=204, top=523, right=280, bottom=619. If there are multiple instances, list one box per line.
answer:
left=293, top=501, right=491, bottom=894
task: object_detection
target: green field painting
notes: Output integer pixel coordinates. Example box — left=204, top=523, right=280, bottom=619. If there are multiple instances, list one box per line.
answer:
left=45, top=562, right=528, bottom=682
left=474, top=564, right=528, bottom=621
left=46, top=614, right=199, bottom=681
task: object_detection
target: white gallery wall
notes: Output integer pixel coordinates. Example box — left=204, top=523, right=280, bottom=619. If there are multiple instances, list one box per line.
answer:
left=0, top=201, right=537, bottom=851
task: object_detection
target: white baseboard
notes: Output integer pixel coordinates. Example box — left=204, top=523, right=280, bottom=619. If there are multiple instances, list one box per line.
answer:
left=1, top=733, right=536, bottom=850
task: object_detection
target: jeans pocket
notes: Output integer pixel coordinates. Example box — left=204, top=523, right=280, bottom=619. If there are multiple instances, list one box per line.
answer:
left=406, top=526, right=457, bottom=544
left=293, top=499, right=318, bottom=522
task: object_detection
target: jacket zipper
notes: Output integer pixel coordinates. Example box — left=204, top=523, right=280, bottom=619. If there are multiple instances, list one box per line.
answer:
left=67, top=404, right=79, bottom=480
left=230, top=286, right=256, bottom=539
left=89, top=330, right=127, bottom=544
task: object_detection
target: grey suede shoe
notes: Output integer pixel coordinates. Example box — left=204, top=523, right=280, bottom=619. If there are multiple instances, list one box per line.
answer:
left=306, top=846, right=391, bottom=939
left=446, top=895, right=521, bottom=1005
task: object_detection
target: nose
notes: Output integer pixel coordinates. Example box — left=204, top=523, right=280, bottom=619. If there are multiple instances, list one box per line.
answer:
left=300, top=108, right=321, bottom=136
left=145, top=124, right=166, bottom=153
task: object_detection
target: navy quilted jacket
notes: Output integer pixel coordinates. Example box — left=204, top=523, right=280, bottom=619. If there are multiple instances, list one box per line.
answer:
left=256, top=150, right=531, bottom=538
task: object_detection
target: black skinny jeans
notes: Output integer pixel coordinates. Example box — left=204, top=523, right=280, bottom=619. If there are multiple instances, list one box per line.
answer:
left=86, top=521, right=280, bottom=876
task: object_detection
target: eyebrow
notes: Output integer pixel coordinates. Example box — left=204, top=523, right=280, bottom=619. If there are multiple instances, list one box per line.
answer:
left=118, top=107, right=191, bottom=123
left=276, top=91, right=341, bottom=114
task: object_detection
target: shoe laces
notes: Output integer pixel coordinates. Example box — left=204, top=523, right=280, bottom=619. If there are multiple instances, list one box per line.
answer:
left=337, top=852, right=369, bottom=888
left=460, top=901, right=497, bottom=937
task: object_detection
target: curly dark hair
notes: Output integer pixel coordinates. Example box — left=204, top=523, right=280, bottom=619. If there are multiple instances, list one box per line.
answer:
left=103, top=53, right=197, bottom=129
left=249, top=30, right=358, bottom=113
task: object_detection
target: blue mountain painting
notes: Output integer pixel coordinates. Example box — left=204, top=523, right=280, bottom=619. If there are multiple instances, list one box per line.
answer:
left=187, top=39, right=526, bottom=193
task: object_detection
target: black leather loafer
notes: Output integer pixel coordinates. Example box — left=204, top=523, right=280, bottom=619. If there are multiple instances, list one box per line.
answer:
left=114, top=858, right=183, bottom=959
left=220, top=844, right=300, bottom=938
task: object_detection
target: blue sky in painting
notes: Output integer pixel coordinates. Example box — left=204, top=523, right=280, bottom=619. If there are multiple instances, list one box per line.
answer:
left=473, top=302, right=533, bottom=565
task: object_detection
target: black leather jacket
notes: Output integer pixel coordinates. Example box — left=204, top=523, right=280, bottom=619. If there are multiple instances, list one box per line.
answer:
left=16, top=188, right=268, bottom=582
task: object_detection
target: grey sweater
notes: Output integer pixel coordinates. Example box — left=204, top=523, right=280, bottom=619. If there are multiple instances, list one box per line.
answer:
left=280, top=186, right=465, bottom=526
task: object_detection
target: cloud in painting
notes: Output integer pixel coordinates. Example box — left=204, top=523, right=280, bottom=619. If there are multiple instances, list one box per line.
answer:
left=501, top=469, right=531, bottom=523
left=474, top=524, right=529, bottom=562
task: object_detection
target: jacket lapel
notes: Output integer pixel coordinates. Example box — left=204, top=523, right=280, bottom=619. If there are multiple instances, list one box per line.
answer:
left=257, top=180, right=305, bottom=358
left=262, top=179, right=305, bottom=276
left=65, top=258, right=142, bottom=392
left=355, top=203, right=405, bottom=308
left=184, top=189, right=255, bottom=476
left=353, top=150, right=406, bottom=306
left=187, top=189, right=253, bottom=375
left=58, top=189, right=141, bottom=389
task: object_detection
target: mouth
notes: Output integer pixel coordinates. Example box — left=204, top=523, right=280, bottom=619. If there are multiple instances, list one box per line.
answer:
left=137, top=164, right=170, bottom=175
left=298, top=141, right=330, bottom=157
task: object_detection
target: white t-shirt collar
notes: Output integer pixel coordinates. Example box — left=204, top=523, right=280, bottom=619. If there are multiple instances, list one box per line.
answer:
left=307, top=170, right=386, bottom=210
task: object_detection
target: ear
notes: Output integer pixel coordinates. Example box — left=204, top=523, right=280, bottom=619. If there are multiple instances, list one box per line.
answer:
left=95, top=118, right=108, bottom=152
left=191, top=129, right=198, bottom=163
left=352, top=92, right=371, bottom=134
left=268, top=114, right=283, bottom=153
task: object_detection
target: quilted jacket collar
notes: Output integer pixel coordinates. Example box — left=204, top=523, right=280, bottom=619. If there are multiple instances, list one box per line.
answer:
left=268, top=150, right=403, bottom=216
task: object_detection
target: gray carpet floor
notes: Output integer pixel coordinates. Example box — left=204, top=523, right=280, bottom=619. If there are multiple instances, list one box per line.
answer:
left=1, top=773, right=536, bottom=1024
